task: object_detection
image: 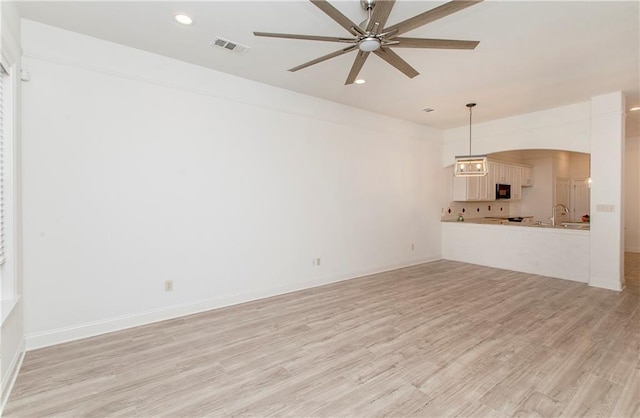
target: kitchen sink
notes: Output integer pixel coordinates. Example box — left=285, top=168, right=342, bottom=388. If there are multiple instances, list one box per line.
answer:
left=531, top=223, right=556, bottom=228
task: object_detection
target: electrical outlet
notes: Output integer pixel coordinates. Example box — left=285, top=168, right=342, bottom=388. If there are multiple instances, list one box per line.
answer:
left=312, top=257, right=321, bottom=266
left=164, top=280, right=173, bottom=292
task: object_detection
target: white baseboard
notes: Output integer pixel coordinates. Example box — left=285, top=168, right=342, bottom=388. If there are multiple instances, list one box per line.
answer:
left=1, top=337, right=25, bottom=414
left=26, top=256, right=440, bottom=351
left=589, top=278, right=623, bottom=291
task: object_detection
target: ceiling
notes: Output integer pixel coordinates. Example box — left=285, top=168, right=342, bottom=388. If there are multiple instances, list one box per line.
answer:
left=16, top=1, right=640, bottom=135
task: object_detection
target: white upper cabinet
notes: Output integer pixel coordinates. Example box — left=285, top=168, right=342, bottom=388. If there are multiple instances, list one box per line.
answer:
left=452, top=160, right=532, bottom=202
left=487, top=164, right=497, bottom=201
left=509, top=165, right=523, bottom=200
left=522, top=166, right=533, bottom=187
left=495, top=162, right=509, bottom=184
left=453, top=173, right=492, bottom=201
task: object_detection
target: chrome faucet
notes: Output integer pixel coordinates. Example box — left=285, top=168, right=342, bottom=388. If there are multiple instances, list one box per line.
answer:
left=550, top=203, right=570, bottom=226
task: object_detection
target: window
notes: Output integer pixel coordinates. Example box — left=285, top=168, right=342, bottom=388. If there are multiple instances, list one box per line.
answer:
left=0, top=62, right=7, bottom=267
left=0, top=60, right=13, bottom=304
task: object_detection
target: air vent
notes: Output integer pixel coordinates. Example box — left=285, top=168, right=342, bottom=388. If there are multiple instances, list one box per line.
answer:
left=211, top=37, right=249, bottom=55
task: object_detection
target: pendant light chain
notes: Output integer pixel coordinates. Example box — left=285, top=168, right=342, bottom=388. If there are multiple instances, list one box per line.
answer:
left=469, top=105, right=472, bottom=155
left=467, top=102, right=476, bottom=155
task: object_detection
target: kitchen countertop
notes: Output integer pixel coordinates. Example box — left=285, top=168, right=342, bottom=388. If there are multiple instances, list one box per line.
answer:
left=441, top=217, right=590, bottom=230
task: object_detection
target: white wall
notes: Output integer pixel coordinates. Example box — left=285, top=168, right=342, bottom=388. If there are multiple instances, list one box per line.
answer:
left=589, top=92, right=625, bottom=291
left=555, top=151, right=571, bottom=179
left=625, top=137, right=640, bottom=252
left=0, top=0, right=24, bottom=411
left=442, top=102, right=591, bottom=166
left=21, top=21, right=444, bottom=349
left=569, top=153, right=590, bottom=179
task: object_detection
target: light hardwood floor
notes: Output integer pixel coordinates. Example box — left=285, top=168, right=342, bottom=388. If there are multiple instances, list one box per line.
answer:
left=5, top=258, right=640, bottom=417
left=625, top=251, right=640, bottom=296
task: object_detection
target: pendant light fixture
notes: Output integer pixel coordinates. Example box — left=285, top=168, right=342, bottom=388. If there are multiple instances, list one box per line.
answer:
left=454, top=103, right=488, bottom=177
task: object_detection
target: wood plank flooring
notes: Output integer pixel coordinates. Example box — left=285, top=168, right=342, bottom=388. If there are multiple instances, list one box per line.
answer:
left=626, top=251, right=640, bottom=296
left=5, top=258, right=640, bottom=417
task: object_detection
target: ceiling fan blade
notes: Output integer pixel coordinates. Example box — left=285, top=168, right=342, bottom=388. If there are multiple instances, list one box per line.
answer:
left=394, top=37, right=479, bottom=49
left=289, top=45, right=358, bottom=72
left=373, top=47, right=419, bottom=78
left=383, top=0, right=483, bottom=37
left=366, top=0, right=396, bottom=34
left=310, top=0, right=364, bottom=36
left=345, top=51, right=370, bottom=85
left=254, top=32, right=355, bottom=43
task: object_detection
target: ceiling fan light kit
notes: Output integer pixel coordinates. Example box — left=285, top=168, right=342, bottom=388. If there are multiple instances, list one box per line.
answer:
left=254, top=0, right=482, bottom=85
left=455, top=103, right=488, bottom=177
left=359, top=37, right=381, bottom=52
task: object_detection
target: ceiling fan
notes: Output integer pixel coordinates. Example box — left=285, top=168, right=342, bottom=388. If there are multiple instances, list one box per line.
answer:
left=254, top=0, right=483, bottom=85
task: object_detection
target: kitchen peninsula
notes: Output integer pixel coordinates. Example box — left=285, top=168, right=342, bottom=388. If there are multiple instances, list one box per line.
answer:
left=442, top=217, right=590, bottom=283
left=442, top=151, right=591, bottom=283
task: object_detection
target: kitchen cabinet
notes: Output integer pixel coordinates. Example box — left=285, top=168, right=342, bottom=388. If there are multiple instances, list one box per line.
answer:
left=509, top=165, right=523, bottom=199
left=494, top=162, right=509, bottom=184
left=453, top=174, right=492, bottom=201
left=487, top=164, right=497, bottom=200
left=452, top=160, right=531, bottom=202
left=453, top=176, right=477, bottom=201
left=522, top=167, right=533, bottom=187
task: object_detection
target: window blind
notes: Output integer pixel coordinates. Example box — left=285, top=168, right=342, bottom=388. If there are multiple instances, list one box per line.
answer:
left=0, top=63, right=7, bottom=266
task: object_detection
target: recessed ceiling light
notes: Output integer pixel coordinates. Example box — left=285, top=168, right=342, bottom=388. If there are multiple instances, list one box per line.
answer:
left=354, top=79, right=366, bottom=85
left=174, top=14, right=193, bottom=25
left=630, top=106, right=640, bottom=111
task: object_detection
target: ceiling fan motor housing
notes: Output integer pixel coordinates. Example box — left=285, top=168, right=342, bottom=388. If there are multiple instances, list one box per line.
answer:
left=360, top=0, right=376, bottom=11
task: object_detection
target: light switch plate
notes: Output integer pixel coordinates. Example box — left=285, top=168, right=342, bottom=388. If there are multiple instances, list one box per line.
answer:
left=595, top=204, right=615, bottom=212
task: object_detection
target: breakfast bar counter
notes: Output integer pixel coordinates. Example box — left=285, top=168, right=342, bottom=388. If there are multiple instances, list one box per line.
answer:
left=441, top=217, right=590, bottom=230
left=441, top=220, right=590, bottom=283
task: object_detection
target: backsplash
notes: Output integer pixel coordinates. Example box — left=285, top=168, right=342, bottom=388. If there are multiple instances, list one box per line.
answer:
left=441, top=201, right=513, bottom=221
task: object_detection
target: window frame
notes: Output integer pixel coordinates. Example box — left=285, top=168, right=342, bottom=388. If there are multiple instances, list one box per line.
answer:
left=0, top=51, right=20, bottom=320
